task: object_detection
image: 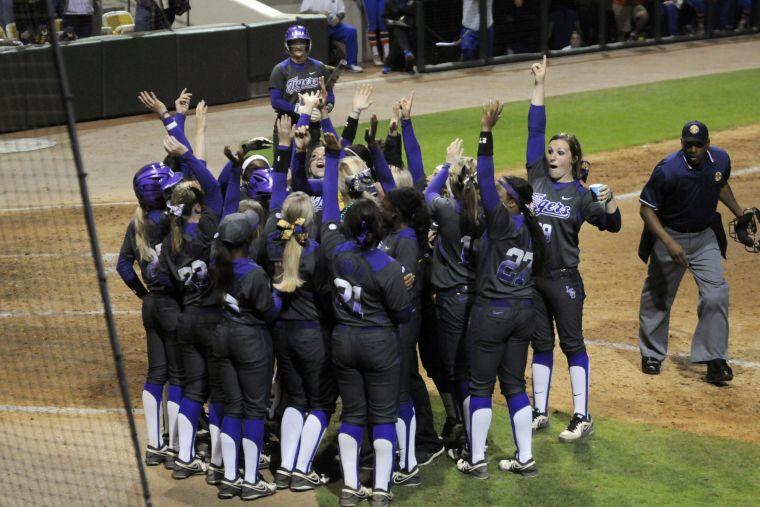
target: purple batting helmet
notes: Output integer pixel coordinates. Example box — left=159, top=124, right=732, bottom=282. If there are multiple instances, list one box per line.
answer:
left=134, top=162, right=181, bottom=209
left=246, top=169, right=273, bottom=200
left=285, top=25, right=311, bottom=55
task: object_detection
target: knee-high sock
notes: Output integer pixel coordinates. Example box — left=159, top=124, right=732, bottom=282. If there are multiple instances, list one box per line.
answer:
left=368, top=30, right=379, bottom=56
left=167, top=384, right=181, bottom=451
left=462, top=394, right=471, bottom=449
left=506, top=393, right=533, bottom=463
left=395, top=400, right=417, bottom=471
left=295, top=410, right=330, bottom=473
left=338, top=423, right=363, bottom=490
left=177, top=398, right=202, bottom=462
left=209, top=402, right=224, bottom=467
left=372, top=423, right=396, bottom=492
left=242, top=418, right=265, bottom=484
left=567, top=350, right=590, bottom=417
left=142, top=382, right=164, bottom=449
left=468, top=396, right=491, bottom=464
left=220, top=416, right=242, bottom=481
left=531, top=350, right=554, bottom=414
left=280, top=407, right=305, bottom=472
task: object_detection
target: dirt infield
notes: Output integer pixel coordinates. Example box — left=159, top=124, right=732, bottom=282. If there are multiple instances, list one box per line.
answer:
left=1, top=37, right=760, bottom=505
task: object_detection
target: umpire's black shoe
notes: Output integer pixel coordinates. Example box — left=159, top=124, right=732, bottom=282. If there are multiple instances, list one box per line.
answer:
left=706, top=359, right=733, bottom=384
left=641, top=356, right=662, bottom=375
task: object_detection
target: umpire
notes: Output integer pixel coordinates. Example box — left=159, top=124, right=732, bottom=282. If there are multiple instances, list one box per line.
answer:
left=637, top=120, right=754, bottom=384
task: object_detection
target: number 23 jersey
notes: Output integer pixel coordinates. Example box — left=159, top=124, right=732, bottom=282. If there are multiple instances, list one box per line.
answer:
left=477, top=205, right=535, bottom=299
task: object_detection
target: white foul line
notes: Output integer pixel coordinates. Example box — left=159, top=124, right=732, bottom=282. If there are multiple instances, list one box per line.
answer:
left=0, top=405, right=144, bottom=415
left=585, top=339, right=760, bottom=369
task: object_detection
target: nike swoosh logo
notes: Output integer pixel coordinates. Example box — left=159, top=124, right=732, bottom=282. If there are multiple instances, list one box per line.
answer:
left=309, top=72, right=316, bottom=75
left=561, top=196, right=572, bottom=201
left=572, top=392, right=583, bottom=397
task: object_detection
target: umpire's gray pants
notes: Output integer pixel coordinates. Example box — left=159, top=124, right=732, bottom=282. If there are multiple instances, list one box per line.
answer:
left=638, top=227, right=729, bottom=363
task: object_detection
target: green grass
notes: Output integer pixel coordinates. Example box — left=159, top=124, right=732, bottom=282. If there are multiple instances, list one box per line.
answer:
left=371, top=68, right=760, bottom=173
left=316, top=404, right=760, bottom=506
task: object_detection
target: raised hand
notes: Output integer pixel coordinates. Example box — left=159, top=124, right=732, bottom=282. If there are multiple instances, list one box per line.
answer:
left=175, top=88, right=192, bottom=115
left=364, top=114, right=379, bottom=145
left=446, top=138, right=464, bottom=166
left=389, top=101, right=401, bottom=134
left=323, top=132, right=341, bottom=152
left=352, top=83, right=375, bottom=113
left=481, top=100, right=503, bottom=132
left=276, top=115, right=294, bottom=147
left=163, top=135, right=188, bottom=157
left=223, top=145, right=246, bottom=168
left=195, top=100, right=207, bottom=127
left=399, top=91, right=414, bottom=120
left=531, top=54, right=547, bottom=85
left=299, top=91, right=321, bottom=114
left=138, top=91, right=168, bottom=117
left=293, top=125, right=311, bottom=152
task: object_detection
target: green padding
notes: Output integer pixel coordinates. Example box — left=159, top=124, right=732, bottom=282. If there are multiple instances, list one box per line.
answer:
left=246, top=19, right=292, bottom=82
left=61, top=38, right=103, bottom=122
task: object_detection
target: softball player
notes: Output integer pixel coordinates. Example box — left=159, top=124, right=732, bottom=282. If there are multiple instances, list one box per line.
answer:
left=212, top=210, right=280, bottom=500
left=157, top=135, right=227, bottom=479
left=424, top=138, right=482, bottom=446
left=265, top=118, right=336, bottom=492
left=456, top=101, right=546, bottom=479
left=118, top=162, right=183, bottom=467
left=321, top=133, right=412, bottom=507
left=526, top=57, right=621, bottom=441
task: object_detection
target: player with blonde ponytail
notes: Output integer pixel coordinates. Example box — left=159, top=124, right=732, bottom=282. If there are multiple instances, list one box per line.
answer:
left=264, top=117, right=336, bottom=492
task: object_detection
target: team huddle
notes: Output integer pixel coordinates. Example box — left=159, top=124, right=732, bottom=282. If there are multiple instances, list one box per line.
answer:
left=117, top=27, right=759, bottom=507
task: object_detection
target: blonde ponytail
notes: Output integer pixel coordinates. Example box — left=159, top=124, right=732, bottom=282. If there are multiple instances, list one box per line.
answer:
left=272, top=191, right=313, bottom=293
left=133, top=206, right=153, bottom=262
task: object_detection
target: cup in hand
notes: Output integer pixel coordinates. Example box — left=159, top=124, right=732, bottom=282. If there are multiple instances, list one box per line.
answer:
left=589, top=183, right=604, bottom=202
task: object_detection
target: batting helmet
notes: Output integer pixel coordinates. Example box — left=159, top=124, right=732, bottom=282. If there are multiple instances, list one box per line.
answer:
left=285, top=25, right=311, bottom=56
left=134, top=162, right=181, bottom=209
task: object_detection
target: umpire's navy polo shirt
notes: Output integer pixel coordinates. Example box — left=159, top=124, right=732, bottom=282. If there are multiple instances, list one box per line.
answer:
left=639, top=147, right=730, bottom=233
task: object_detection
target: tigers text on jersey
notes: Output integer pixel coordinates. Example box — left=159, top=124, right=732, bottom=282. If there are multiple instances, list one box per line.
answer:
left=477, top=206, right=535, bottom=299
left=527, top=157, right=605, bottom=271
left=320, top=220, right=411, bottom=327
left=269, top=57, right=331, bottom=112
left=160, top=206, right=220, bottom=307
left=221, top=258, right=277, bottom=326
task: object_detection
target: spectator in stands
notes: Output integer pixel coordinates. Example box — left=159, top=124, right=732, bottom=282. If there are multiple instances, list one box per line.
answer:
left=1, top=0, right=13, bottom=32
left=549, top=0, right=583, bottom=50
left=300, top=0, right=364, bottom=72
left=720, top=0, right=752, bottom=30
left=135, top=0, right=175, bottom=32
left=460, top=0, right=493, bottom=61
left=612, top=0, right=649, bottom=41
left=382, top=0, right=417, bottom=74
left=661, top=0, right=681, bottom=36
left=61, top=0, right=94, bottom=38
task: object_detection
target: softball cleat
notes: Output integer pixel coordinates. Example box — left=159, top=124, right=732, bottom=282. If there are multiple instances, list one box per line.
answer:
left=558, top=413, right=595, bottom=442
left=498, top=453, right=539, bottom=477
left=531, top=409, right=549, bottom=432
left=456, top=458, right=488, bottom=480
left=339, top=485, right=371, bottom=506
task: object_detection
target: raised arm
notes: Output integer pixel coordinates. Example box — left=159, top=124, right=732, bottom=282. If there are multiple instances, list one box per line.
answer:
left=194, top=100, right=207, bottom=163
left=322, top=133, right=343, bottom=223
left=271, top=115, right=294, bottom=211
left=139, top=89, right=193, bottom=153
left=399, top=92, right=425, bottom=187
left=477, top=101, right=504, bottom=215
left=366, top=114, right=396, bottom=192
left=165, top=135, right=222, bottom=215
left=291, top=126, right=324, bottom=196
left=425, top=138, right=462, bottom=206
left=527, top=56, right=547, bottom=167
left=341, top=84, right=375, bottom=147
left=221, top=147, right=243, bottom=217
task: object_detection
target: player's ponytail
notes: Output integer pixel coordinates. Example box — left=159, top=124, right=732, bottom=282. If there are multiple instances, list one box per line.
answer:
left=386, top=186, right=431, bottom=252
left=168, top=181, right=204, bottom=255
left=504, top=176, right=547, bottom=274
left=212, top=240, right=234, bottom=297
left=450, top=157, right=483, bottom=238
left=273, top=192, right=313, bottom=293
left=133, top=206, right=152, bottom=262
left=342, top=199, right=384, bottom=250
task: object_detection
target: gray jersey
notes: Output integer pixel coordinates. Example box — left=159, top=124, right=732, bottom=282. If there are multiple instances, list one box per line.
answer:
left=476, top=205, right=535, bottom=299
left=378, top=227, right=420, bottom=300
left=428, top=197, right=478, bottom=290
left=222, top=258, right=276, bottom=326
left=269, top=57, right=331, bottom=115
left=160, top=206, right=220, bottom=307
left=321, top=220, right=411, bottom=327
left=119, top=212, right=174, bottom=293
left=264, top=212, right=323, bottom=322
left=527, top=157, right=605, bottom=271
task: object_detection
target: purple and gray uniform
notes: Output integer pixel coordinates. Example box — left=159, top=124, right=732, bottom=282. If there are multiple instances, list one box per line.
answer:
left=269, top=57, right=333, bottom=119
